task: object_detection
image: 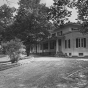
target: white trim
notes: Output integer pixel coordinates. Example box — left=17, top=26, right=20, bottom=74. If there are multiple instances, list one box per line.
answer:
left=56, top=39, right=59, bottom=54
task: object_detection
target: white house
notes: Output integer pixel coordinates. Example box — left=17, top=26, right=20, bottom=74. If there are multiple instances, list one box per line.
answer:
left=30, top=23, right=88, bottom=57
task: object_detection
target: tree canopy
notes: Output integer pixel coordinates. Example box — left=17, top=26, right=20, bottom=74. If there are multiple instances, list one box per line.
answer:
left=76, top=0, right=88, bottom=22
left=72, top=0, right=88, bottom=32
left=0, top=0, right=76, bottom=55
left=1, top=0, right=52, bottom=55
left=14, top=0, right=51, bottom=43
left=48, top=0, right=71, bottom=27
left=0, top=4, right=16, bottom=42
left=0, top=4, right=16, bottom=27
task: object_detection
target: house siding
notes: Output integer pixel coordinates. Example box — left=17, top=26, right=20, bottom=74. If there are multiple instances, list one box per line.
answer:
left=63, top=31, right=88, bottom=57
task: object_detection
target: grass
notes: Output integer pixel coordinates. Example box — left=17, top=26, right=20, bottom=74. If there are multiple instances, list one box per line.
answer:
left=22, top=60, right=88, bottom=88
left=1, top=57, right=88, bottom=88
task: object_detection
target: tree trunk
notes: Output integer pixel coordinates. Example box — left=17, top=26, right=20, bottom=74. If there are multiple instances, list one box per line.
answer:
left=26, top=49, right=30, bottom=56
left=9, top=54, right=15, bottom=63
left=26, top=45, right=30, bottom=56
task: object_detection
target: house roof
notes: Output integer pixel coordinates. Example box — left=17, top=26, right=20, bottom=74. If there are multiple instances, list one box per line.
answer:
left=38, top=23, right=81, bottom=44
left=40, top=35, right=65, bottom=43
left=52, top=23, right=81, bottom=33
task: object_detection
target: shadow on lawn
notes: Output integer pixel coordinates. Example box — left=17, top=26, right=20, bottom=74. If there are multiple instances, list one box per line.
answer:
left=0, top=63, right=19, bottom=71
left=30, top=69, right=88, bottom=88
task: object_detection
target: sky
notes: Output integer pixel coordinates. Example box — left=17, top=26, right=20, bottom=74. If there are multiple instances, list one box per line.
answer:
left=0, top=0, right=78, bottom=22
left=0, top=0, right=19, bottom=8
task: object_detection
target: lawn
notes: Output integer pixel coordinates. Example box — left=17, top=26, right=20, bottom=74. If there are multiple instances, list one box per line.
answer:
left=0, top=57, right=88, bottom=88
left=0, top=63, right=19, bottom=71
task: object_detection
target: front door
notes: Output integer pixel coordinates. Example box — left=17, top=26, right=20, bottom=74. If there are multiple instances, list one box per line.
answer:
left=58, top=39, right=62, bottom=52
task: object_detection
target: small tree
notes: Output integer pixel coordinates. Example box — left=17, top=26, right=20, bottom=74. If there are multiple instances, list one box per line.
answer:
left=1, top=38, right=25, bottom=63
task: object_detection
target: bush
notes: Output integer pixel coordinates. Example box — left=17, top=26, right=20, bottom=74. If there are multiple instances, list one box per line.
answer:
left=1, top=38, right=25, bottom=63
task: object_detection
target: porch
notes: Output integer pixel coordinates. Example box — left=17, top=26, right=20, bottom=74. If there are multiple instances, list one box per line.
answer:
left=36, top=36, right=65, bottom=56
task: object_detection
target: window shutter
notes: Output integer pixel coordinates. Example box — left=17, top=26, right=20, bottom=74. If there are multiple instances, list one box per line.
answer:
left=68, top=39, right=70, bottom=48
left=76, top=38, right=78, bottom=48
left=81, top=38, right=83, bottom=47
left=79, top=39, right=80, bottom=47
left=84, top=38, right=86, bottom=48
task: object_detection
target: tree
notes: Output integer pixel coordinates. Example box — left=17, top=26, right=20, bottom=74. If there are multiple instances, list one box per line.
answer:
left=6, top=0, right=51, bottom=56
left=1, top=0, right=72, bottom=56
left=1, top=38, right=25, bottom=63
left=0, top=4, right=16, bottom=27
left=0, top=4, right=16, bottom=42
left=75, top=0, right=88, bottom=32
left=48, top=0, right=71, bottom=27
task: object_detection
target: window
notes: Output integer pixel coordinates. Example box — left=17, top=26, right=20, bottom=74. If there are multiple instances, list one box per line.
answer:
left=81, top=38, right=84, bottom=47
left=40, top=44, right=42, bottom=50
left=43, top=43, right=48, bottom=50
left=76, top=38, right=86, bottom=48
left=52, top=33, right=56, bottom=37
left=84, top=38, right=86, bottom=48
left=79, top=38, right=80, bottom=47
left=65, top=40, right=67, bottom=48
left=65, top=39, right=71, bottom=48
left=58, top=39, right=61, bottom=46
left=50, top=40, right=56, bottom=49
left=79, top=53, right=83, bottom=56
left=57, top=31, right=62, bottom=36
left=69, top=53, right=71, bottom=56
left=72, top=28, right=79, bottom=31
left=68, top=39, right=70, bottom=48
left=76, top=38, right=78, bottom=48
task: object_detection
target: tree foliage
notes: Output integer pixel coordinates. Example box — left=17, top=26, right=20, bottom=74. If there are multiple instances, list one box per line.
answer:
left=1, top=38, right=25, bottom=63
left=1, top=0, right=52, bottom=55
left=15, top=0, right=50, bottom=43
left=74, top=0, right=88, bottom=32
left=48, top=0, right=71, bottom=27
left=0, top=0, right=74, bottom=56
left=0, top=4, right=16, bottom=26
left=76, top=0, right=88, bottom=22
left=0, top=4, right=16, bottom=43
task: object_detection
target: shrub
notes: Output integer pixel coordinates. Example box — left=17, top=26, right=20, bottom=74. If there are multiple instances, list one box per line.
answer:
left=1, top=38, right=25, bottom=63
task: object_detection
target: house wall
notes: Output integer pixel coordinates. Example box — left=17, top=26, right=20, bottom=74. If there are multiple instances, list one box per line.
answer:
left=72, top=32, right=88, bottom=57
left=57, top=26, right=73, bottom=55
left=63, top=31, right=88, bottom=57
left=62, top=27, right=72, bottom=34
left=56, top=25, right=88, bottom=57
left=62, top=32, right=75, bottom=56
left=30, top=24, right=88, bottom=57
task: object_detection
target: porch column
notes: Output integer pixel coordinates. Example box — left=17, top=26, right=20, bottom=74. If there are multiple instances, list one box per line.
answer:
left=37, top=44, right=39, bottom=53
left=48, top=42, right=50, bottom=52
left=42, top=44, right=43, bottom=53
left=56, top=39, right=59, bottom=54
